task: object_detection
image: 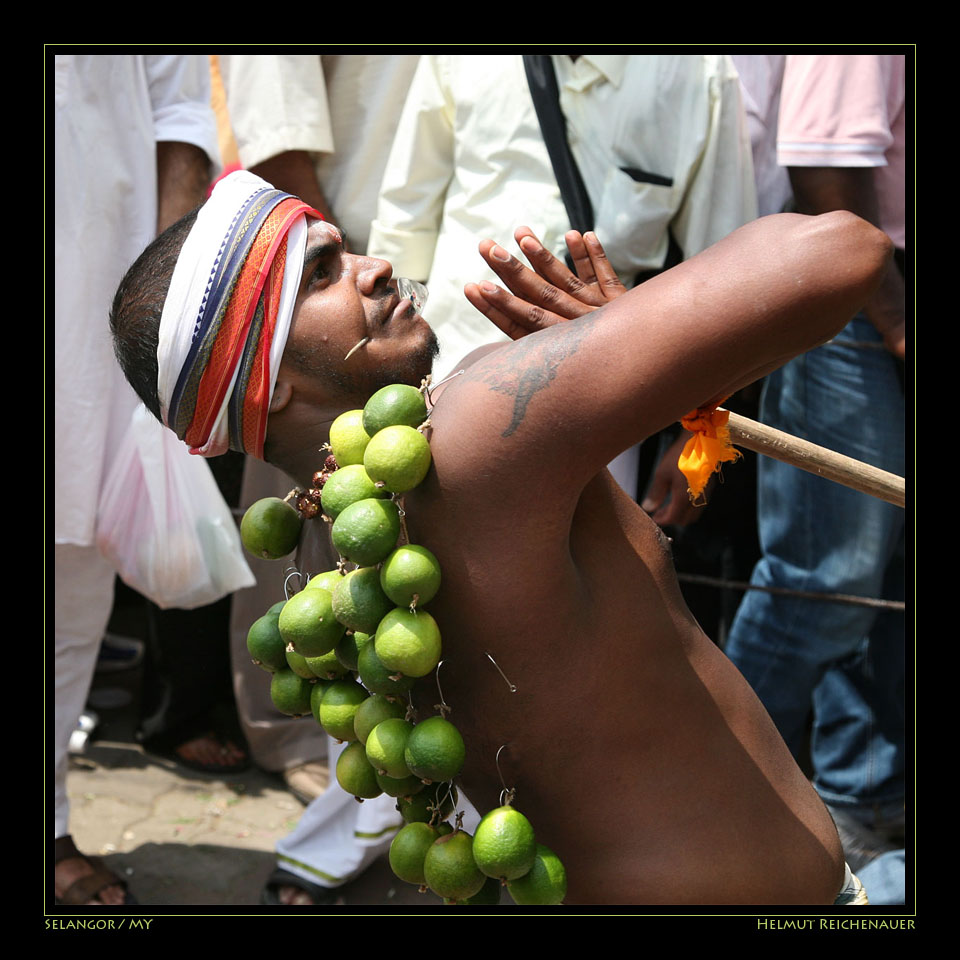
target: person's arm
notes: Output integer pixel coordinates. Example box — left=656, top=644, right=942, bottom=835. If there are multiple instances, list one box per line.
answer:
left=789, top=167, right=905, bottom=359
left=366, top=56, right=455, bottom=282
left=450, top=212, right=891, bottom=498
left=155, top=141, right=210, bottom=234
left=249, top=149, right=337, bottom=230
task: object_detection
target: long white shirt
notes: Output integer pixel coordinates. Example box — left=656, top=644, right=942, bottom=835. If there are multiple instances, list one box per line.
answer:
left=54, top=55, right=218, bottom=545
left=367, top=54, right=757, bottom=378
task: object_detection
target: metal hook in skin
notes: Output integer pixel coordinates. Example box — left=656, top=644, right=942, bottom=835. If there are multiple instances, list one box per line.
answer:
left=434, top=659, right=451, bottom=718
left=423, top=368, right=464, bottom=409
left=485, top=651, right=518, bottom=693
left=495, top=744, right=516, bottom=807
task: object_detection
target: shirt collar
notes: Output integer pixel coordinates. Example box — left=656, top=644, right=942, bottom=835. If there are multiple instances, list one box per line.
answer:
left=556, top=54, right=627, bottom=91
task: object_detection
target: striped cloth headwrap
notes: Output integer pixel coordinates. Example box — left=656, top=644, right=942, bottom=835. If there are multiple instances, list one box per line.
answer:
left=157, top=170, right=321, bottom=460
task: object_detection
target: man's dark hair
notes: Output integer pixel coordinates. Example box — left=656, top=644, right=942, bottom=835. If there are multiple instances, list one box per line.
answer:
left=109, top=206, right=200, bottom=421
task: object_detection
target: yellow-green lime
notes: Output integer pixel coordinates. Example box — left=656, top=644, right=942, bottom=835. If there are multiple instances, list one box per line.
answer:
left=303, top=648, right=348, bottom=680
left=403, top=715, right=465, bottom=783
left=331, top=567, right=394, bottom=634
left=375, top=608, right=441, bottom=678
left=331, top=498, right=401, bottom=566
left=363, top=425, right=431, bottom=493
left=328, top=409, right=371, bottom=466
left=399, top=782, right=458, bottom=824
left=389, top=821, right=441, bottom=886
left=380, top=544, right=442, bottom=608
left=305, top=569, right=344, bottom=594
left=320, top=464, right=388, bottom=520
left=269, top=668, right=313, bottom=717
left=506, top=843, right=567, bottom=905
left=308, top=678, right=333, bottom=722
left=317, top=678, right=368, bottom=741
left=246, top=612, right=288, bottom=673
left=356, top=641, right=416, bottom=698
left=278, top=588, right=344, bottom=657
left=335, top=630, right=371, bottom=672
left=423, top=831, right=486, bottom=901
left=365, top=718, right=414, bottom=779
left=472, top=805, right=537, bottom=881
left=362, top=383, right=428, bottom=436
left=240, top=497, right=302, bottom=560
left=353, top=693, right=405, bottom=745
left=335, top=741, right=382, bottom=800
left=375, top=770, right=425, bottom=798
left=284, top=645, right=316, bottom=679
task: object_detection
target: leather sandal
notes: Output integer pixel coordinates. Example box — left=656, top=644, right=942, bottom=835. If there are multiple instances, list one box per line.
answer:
left=54, top=835, right=138, bottom=905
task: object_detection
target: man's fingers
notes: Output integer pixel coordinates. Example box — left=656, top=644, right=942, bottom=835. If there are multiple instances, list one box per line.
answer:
left=563, top=230, right=600, bottom=287
left=583, top=231, right=628, bottom=300
left=464, top=281, right=558, bottom=340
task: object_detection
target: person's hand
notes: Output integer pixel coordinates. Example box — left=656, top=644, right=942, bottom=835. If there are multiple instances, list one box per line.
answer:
left=464, top=226, right=627, bottom=340
left=640, top=434, right=709, bottom=527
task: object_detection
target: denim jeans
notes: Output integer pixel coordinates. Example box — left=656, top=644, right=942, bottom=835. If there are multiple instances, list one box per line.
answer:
left=724, top=315, right=905, bottom=813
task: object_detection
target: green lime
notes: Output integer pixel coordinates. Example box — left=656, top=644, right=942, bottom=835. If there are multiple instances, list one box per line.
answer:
left=284, top=645, right=317, bottom=679
left=320, top=464, right=389, bottom=520
left=335, top=630, right=371, bottom=672
left=363, top=425, right=432, bottom=493
left=362, top=383, right=428, bottom=436
left=472, top=806, right=537, bottom=881
left=399, top=782, right=458, bottom=824
left=331, top=498, right=401, bottom=567
left=267, top=601, right=287, bottom=617
left=507, top=843, right=567, bottom=905
left=332, top=566, right=394, bottom=634
left=308, top=678, right=334, bottom=723
left=380, top=544, right=442, bottom=608
left=278, top=588, right=344, bottom=657
left=459, top=875, right=503, bottom=905
left=318, top=678, right=368, bottom=741
left=389, top=821, right=441, bottom=886
left=240, top=497, right=302, bottom=560
left=269, top=668, right=313, bottom=717
left=246, top=612, right=288, bottom=673
left=328, top=409, right=371, bottom=466
left=335, top=741, right=382, bottom=800
left=303, top=648, right=348, bottom=680
left=375, top=608, right=441, bottom=678
left=357, top=640, right=416, bottom=698
left=424, top=831, right=486, bottom=901
left=304, top=569, right=344, bottom=594
left=403, top=716, right=465, bottom=783
left=353, top=693, right=405, bottom=745
left=365, top=718, right=415, bottom=779
left=375, top=770, right=426, bottom=798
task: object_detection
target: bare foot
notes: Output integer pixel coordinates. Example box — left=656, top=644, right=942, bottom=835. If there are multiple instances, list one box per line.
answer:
left=276, top=885, right=318, bottom=905
left=55, top=855, right=127, bottom=905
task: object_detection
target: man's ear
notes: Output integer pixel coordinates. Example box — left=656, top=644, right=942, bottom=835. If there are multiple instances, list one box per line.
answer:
left=270, top=377, right=293, bottom=413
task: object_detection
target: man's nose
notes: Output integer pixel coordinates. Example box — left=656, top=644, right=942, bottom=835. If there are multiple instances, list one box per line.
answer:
left=350, top=253, right=393, bottom=295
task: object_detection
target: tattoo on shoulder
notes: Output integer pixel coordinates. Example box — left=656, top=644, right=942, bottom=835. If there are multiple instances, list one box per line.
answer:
left=476, top=315, right=598, bottom=438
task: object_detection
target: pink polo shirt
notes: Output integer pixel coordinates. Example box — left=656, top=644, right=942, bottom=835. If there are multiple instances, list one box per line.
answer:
left=777, top=55, right=906, bottom=249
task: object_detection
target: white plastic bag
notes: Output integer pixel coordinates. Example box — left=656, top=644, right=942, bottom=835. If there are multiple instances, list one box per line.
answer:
left=96, top=405, right=255, bottom=609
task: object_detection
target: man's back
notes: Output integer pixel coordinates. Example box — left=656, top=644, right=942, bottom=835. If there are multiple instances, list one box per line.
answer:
left=394, top=212, right=888, bottom=903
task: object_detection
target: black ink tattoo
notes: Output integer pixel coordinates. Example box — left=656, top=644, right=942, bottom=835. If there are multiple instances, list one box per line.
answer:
left=477, top=315, right=598, bottom=437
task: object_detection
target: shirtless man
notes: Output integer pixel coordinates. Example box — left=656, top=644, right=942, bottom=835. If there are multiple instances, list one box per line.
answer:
left=110, top=172, right=890, bottom=904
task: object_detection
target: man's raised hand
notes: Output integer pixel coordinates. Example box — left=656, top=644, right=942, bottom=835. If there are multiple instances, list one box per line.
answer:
left=464, top=227, right=626, bottom=340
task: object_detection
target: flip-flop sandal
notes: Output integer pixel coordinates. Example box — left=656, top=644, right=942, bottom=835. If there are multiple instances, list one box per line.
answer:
left=54, top=835, right=138, bottom=905
left=260, top=867, right=339, bottom=906
left=142, top=732, right=250, bottom=775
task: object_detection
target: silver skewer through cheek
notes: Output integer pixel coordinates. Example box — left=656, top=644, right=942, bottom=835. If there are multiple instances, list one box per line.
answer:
left=343, top=337, right=370, bottom=361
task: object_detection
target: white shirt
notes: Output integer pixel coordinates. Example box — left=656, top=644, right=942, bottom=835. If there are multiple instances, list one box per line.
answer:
left=367, top=54, right=757, bottom=379
left=221, top=54, right=420, bottom=254
left=54, top=55, right=218, bottom=545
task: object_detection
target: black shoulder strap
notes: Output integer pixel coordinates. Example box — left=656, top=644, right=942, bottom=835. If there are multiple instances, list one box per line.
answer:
left=523, top=55, right=594, bottom=237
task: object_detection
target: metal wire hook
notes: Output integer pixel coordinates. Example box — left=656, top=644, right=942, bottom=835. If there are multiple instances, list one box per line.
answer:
left=495, top=744, right=516, bottom=807
left=485, top=651, right=517, bottom=693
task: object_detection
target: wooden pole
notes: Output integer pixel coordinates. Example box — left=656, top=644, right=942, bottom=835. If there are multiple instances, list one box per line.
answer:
left=723, top=410, right=905, bottom=509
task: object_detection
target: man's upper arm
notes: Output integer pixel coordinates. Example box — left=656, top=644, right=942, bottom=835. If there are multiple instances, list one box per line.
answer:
left=444, top=212, right=891, bottom=494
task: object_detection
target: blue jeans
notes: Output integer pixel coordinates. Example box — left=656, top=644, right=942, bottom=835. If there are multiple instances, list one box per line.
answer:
left=724, top=315, right=905, bottom=813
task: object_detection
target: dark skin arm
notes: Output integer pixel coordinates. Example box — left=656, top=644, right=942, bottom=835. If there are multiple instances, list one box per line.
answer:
left=250, top=150, right=339, bottom=241
left=155, top=141, right=211, bottom=234
left=789, top=167, right=905, bottom=359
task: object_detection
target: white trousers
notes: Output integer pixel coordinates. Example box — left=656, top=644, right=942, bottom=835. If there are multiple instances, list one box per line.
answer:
left=54, top=543, right=115, bottom=838
left=277, top=736, right=480, bottom=889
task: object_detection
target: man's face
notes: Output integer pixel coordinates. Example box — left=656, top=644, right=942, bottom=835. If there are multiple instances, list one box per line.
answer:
left=282, top=219, right=438, bottom=403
